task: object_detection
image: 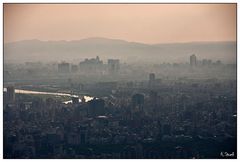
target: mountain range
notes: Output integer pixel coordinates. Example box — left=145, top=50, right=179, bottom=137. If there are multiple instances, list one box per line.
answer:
left=4, top=37, right=236, bottom=64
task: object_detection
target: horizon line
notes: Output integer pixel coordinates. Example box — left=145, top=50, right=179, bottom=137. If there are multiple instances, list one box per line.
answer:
left=4, top=37, right=237, bottom=45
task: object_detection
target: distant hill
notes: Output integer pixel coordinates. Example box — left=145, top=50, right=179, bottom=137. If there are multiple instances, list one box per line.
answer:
left=4, top=37, right=236, bottom=64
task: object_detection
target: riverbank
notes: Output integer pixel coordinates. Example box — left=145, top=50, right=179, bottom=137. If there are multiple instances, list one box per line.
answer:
left=4, top=88, right=94, bottom=104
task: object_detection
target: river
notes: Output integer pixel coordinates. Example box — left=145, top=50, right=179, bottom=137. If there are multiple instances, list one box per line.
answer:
left=4, top=88, right=94, bottom=104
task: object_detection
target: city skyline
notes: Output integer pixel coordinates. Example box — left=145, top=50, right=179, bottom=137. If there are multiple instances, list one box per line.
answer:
left=3, top=3, right=237, bottom=159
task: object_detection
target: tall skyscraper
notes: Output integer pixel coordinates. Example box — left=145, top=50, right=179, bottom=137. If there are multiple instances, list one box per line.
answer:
left=108, top=59, right=120, bottom=74
left=131, top=93, right=144, bottom=112
left=149, top=73, right=155, bottom=87
left=58, top=62, right=70, bottom=73
left=190, top=54, right=197, bottom=66
left=6, top=86, right=15, bottom=103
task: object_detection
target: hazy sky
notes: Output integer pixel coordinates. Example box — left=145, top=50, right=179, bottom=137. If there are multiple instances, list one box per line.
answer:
left=4, top=4, right=236, bottom=44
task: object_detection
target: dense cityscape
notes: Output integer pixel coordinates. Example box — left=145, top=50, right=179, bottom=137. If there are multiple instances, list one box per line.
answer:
left=3, top=55, right=237, bottom=159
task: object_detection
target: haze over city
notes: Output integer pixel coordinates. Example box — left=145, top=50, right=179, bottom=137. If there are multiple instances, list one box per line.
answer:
left=3, top=3, right=237, bottom=159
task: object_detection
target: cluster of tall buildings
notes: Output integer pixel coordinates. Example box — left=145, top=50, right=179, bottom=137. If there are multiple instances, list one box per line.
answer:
left=79, top=56, right=103, bottom=73
left=58, top=56, right=120, bottom=75
left=190, top=54, right=223, bottom=67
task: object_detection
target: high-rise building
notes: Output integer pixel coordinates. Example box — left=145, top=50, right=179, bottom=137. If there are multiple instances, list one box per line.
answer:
left=190, top=54, right=197, bottom=66
left=149, top=73, right=155, bottom=87
left=58, top=62, right=70, bottom=73
left=6, top=86, right=15, bottom=103
left=149, top=73, right=155, bottom=82
left=108, top=59, right=120, bottom=74
left=131, top=93, right=144, bottom=111
left=88, top=98, right=105, bottom=117
left=79, top=56, right=104, bottom=74
left=71, top=64, right=78, bottom=73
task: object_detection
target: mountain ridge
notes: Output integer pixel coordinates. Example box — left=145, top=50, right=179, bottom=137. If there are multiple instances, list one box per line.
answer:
left=5, top=37, right=236, bottom=45
left=4, top=37, right=236, bottom=64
